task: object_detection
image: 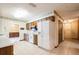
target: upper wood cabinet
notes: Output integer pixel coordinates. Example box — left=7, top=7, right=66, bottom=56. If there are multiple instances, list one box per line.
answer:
left=26, top=21, right=37, bottom=30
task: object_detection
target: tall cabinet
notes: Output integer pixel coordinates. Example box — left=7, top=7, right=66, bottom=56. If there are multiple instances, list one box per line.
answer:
left=26, top=16, right=58, bottom=50
left=38, top=16, right=56, bottom=50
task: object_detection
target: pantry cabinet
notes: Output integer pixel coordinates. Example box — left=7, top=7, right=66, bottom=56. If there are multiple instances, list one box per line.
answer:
left=38, top=17, right=56, bottom=50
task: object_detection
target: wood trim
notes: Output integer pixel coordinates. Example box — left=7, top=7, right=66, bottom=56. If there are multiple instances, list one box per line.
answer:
left=78, top=18, right=79, bottom=40
left=54, top=10, right=64, bottom=20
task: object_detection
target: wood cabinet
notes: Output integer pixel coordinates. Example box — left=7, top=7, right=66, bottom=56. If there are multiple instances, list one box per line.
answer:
left=26, top=21, right=37, bottom=30
left=0, top=45, right=13, bottom=55
left=33, top=35, right=38, bottom=45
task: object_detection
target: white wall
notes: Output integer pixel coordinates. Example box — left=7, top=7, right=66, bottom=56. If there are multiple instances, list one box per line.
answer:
left=0, top=18, right=26, bottom=43
left=64, top=18, right=78, bottom=39
left=0, top=19, right=4, bottom=34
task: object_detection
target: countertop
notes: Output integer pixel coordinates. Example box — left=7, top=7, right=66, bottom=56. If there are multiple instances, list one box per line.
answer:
left=0, top=36, right=13, bottom=48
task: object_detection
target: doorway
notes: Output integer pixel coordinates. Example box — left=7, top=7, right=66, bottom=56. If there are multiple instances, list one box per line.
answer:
left=58, top=20, right=63, bottom=45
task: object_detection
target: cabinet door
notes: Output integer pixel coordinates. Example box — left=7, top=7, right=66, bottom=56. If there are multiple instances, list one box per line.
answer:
left=38, top=21, right=42, bottom=46
left=37, top=21, right=42, bottom=32
left=42, top=21, right=50, bottom=50
left=0, top=19, right=4, bottom=34
left=38, top=20, right=50, bottom=50
left=29, top=33, right=33, bottom=43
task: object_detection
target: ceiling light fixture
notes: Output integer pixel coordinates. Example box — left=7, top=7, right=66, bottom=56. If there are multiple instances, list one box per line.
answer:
left=13, top=8, right=29, bottom=19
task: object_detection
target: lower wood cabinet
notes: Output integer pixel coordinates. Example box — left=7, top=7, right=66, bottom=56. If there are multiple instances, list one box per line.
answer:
left=0, top=45, right=13, bottom=55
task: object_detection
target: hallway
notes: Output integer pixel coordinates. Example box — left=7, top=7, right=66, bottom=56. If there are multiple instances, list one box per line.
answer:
left=50, top=39, right=79, bottom=55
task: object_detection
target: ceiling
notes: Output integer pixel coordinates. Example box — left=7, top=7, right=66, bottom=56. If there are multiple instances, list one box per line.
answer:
left=0, top=3, right=79, bottom=22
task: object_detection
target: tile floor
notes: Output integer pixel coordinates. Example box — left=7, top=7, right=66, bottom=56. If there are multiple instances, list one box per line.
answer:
left=50, top=39, right=79, bottom=55
left=14, top=41, right=50, bottom=55
left=13, top=39, right=79, bottom=55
